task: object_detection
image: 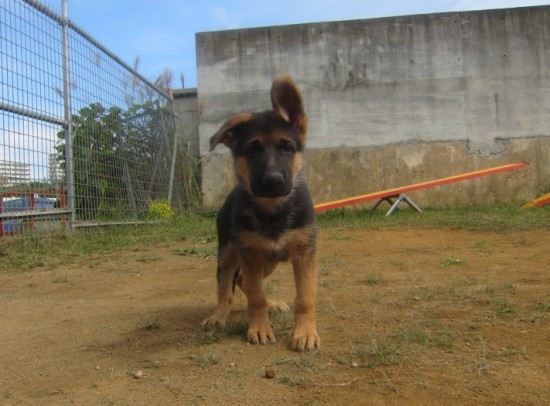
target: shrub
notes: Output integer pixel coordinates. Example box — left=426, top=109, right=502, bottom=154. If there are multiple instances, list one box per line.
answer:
left=147, top=201, right=175, bottom=220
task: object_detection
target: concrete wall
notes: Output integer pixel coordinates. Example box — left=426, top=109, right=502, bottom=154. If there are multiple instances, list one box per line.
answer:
left=196, top=6, right=550, bottom=208
left=172, top=88, right=200, bottom=157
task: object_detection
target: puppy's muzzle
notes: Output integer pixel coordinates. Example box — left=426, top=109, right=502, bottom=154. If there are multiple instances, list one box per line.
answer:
left=263, top=171, right=284, bottom=189
left=253, top=170, right=290, bottom=197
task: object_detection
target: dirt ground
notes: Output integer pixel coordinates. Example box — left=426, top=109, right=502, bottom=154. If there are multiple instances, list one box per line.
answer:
left=1, top=227, right=549, bottom=405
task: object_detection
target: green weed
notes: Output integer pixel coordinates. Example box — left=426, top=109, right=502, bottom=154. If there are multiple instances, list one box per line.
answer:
left=224, top=318, right=248, bottom=337
left=352, top=339, right=399, bottom=367
left=197, top=353, right=219, bottom=367
left=326, top=230, right=353, bottom=240
left=361, top=272, right=384, bottom=286
left=143, top=359, right=161, bottom=369
left=278, top=375, right=309, bottom=387
left=141, top=317, right=160, bottom=330
left=178, top=246, right=215, bottom=259
left=396, top=327, right=455, bottom=350
left=441, top=257, right=466, bottom=266
left=493, top=298, right=518, bottom=317
left=136, top=255, right=162, bottom=263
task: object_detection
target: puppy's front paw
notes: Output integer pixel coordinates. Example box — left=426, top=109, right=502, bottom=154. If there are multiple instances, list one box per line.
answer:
left=247, top=319, right=276, bottom=345
left=201, top=315, right=226, bottom=330
left=290, top=322, right=321, bottom=351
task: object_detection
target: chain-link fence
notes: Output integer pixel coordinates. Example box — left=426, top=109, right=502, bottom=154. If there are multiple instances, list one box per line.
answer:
left=1, top=0, right=196, bottom=238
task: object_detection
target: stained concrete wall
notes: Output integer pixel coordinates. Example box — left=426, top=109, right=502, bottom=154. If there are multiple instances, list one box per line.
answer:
left=196, top=6, right=550, bottom=208
left=172, top=88, right=200, bottom=157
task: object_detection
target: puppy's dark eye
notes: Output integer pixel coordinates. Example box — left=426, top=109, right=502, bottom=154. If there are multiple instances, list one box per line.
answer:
left=244, top=141, right=262, bottom=156
left=279, top=142, right=295, bottom=154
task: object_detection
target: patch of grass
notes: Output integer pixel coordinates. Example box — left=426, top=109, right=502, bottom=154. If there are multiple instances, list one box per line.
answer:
left=271, top=357, right=293, bottom=366
left=496, top=345, right=526, bottom=358
left=441, top=257, right=466, bottom=266
left=143, top=359, right=161, bottom=369
left=2, top=205, right=548, bottom=272
left=193, top=328, right=221, bottom=345
left=471, top=284, right=496, bottom=297
left=1, top=215, right=215, bottom=272
left=317, top=205, right=550, bottom=232
left=326, top=230, right=353, bottom=241
left=52, top=275, right=68, bottom=283
left=264, top=280, right=280, bottom=294
left=396, top=327, right=455, bottom=350
left=269, top=308, right=294, bottom=333
left=224, top=318, right=248, bottom=337
left=197, top=352, right=219, bottom=367
left=278, top=375, right=309, bottom=387
left=408, top=286, right=438, bottom=301
left=409, top=282, right=502, bottom=304
left=493, top=298, right=518, bottom=317
left=136, top=255, right=162, bottom=263
left=503, top=283, right=517, bottom=293
left=318, top=257, right=344, bottom=276
left=520, top=302, right=548, bottom=323
left=512, top=237, right=535, bottom=247
left=360, top=272, right=384, bottom=286
left=472, top=239, right=488, bottom=247
left=352, top=339, right=399, bottom=368
left=192, top=235, right=216, bottom=243
left=178, top=246, right=215, bottom=259
left=455, top=277, right=477, bottom=286
left=318, top=265, right=332, bottom=276
left=141, top=317, right=160, bottom=330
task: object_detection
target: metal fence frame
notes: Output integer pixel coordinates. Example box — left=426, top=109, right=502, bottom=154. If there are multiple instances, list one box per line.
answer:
left=1, top=0, right=188, bottom=237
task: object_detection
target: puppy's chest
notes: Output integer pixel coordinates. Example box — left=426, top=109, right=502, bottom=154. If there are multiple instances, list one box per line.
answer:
left=238, top=228, right=296, bottom=260
left=241, top=213, right=289, bottom=243
left=237, top=212, right=309, bottom=258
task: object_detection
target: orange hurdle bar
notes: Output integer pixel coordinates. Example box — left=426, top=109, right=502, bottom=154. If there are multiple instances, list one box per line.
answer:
left=314, top=163, right=527, bottom=213
left=523, top=192, right=550, bottom=208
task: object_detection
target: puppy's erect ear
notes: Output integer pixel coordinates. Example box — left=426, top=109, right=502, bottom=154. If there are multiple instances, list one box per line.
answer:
left=209, top=113, right=253, bottom=151
left=271, top=74, right=308, bottom=139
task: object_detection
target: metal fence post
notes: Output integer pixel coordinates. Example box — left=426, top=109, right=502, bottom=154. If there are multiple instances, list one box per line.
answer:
left=61, top=0, right=75, bottom=231
left=167, top=105, right=178, bottom=205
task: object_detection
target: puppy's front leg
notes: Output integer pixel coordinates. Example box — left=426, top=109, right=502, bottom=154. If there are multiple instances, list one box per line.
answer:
left=240, top=254, right=276, bottom=345
left=202, top=244, right=239, bottom=329
left=290, top=252, right=321, bottom=351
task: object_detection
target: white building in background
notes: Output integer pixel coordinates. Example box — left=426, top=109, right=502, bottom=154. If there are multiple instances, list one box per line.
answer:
left=48, top=153, right=64, bottom=186
left=0, top=159, right=31, bottom=186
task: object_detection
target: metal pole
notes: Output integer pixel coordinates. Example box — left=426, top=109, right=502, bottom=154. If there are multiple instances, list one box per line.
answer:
left=167, top=111, right=178, bottom=205
left=61, top=0, right=75, bottom=231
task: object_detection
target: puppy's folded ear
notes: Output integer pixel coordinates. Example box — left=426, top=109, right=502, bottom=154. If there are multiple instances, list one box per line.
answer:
left=210, top=113, right=253, bottom=151
left=271, top=74, right=308, bottom=140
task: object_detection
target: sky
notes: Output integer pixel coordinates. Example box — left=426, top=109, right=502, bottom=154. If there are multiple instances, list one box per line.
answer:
left=43, top=0, right=550, bottom=89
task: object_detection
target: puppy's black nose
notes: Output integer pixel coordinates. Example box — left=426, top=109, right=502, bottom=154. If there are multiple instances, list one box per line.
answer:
left=262, top=172, right=284, bottom=188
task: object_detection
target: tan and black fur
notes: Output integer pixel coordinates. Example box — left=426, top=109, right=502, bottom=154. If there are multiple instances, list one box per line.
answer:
left=202, top=74, right=320, bottom=351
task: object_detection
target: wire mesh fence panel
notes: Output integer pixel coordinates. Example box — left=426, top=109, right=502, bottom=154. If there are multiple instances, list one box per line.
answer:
left=1, top=0, right=192, bottom=238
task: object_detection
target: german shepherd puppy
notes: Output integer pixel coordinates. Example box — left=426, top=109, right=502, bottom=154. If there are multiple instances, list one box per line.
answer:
left=202, top=74, right=320, bottom=351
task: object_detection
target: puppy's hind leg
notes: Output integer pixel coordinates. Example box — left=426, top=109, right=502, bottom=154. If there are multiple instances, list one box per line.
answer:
left=235, top=265, right=290, bottom=313
left=202, top=243, right=239, bottom=329
left=267, top=300, right=291, bottom=313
